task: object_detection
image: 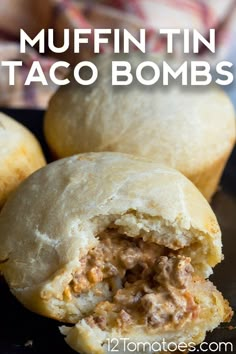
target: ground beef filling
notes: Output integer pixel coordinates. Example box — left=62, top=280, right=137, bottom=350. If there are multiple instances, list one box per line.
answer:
left=69, top=231, right=199, bottom=330
left=70, top=231, right=165, bottom=294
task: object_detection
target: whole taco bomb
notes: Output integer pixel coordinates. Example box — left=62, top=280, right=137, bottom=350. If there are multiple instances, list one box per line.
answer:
left=0, top=152, right=232, bottom=353
left=0, top=112, right=46, bottom=209
left=44, top=54, right=236, bottom=201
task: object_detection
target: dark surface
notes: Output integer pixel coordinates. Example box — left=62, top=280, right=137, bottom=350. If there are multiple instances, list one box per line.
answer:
left=0, top=109, right=235, bottom=354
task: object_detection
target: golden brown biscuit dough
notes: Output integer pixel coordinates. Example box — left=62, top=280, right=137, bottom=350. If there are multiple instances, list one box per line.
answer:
left=0, top=112, right=46, bottom=208
left=44, top=54, right=236, bottom=200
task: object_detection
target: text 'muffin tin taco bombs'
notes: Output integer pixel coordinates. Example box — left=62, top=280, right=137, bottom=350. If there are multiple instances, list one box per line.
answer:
left=0, top=153, right=232, bottom=354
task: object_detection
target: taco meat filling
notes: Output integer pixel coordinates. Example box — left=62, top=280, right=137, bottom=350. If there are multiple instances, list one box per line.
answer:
left=69, top=230, right=199, bottom=330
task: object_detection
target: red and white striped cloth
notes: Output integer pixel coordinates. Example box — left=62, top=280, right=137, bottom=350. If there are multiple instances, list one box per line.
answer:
left=0, top=0, right=235, bottom=108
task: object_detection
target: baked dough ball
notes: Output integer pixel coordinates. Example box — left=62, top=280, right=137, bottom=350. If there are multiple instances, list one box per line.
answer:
left=44, top=54, right=236, bottom=201
left=0, top=152, right=232, bottom=353
left=0, top=112, right=46, bottom=208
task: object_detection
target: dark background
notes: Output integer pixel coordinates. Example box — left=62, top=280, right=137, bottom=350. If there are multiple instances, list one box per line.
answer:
left=0, top=109, right=235, bottom=354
